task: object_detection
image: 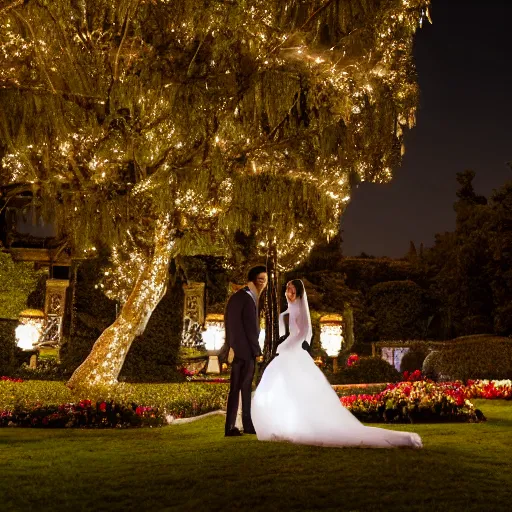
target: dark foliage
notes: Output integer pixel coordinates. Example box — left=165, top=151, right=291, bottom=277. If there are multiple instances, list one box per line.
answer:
left=59, top=258, right=117, bottom=375
left=26, top=273, right=48, bottom=310
left=120, top=278, right=185, bottom=383
left=329, top=356, right=401, bottom=385
left=60, top=258, right=185, bottom=382
left=0, top=319, right=17, bottom=375
left=368, top=280, right=430, bottom=340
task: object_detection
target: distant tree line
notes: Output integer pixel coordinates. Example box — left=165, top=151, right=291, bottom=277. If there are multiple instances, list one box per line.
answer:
left=294, top=169, right=512, bottom=343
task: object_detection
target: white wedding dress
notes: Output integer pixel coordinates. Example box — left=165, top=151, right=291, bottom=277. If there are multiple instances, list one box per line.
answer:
left=252, top=286, right=422, bottom=449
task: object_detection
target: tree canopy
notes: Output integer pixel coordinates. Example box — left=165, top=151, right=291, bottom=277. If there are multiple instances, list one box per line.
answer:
left=0, top=0, right=431, bottom=385
left=1, top=0, right=431, bottom=268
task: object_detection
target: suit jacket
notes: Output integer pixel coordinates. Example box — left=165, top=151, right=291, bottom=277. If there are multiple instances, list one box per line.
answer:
left=224, top=286, right=262, bottom=361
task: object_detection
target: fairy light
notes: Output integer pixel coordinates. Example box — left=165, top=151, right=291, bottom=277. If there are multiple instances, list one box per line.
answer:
left=1, top=0, right=430, bottom=386
left=68, top=217, right=175, bottom=388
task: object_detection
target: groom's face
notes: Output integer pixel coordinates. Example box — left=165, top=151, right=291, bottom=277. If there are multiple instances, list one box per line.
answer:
left=254, top=272, right=268, bottom=293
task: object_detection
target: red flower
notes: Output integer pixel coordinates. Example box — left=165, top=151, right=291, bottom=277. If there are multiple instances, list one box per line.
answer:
left=346, top=354, right=359, bottom=367
left=402, top=369, right=423, bottom=382
left=1, top=376, right=23, bottom=382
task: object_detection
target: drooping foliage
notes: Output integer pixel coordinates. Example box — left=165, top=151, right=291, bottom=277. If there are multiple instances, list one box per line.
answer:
left=1, top=0, right=431, bottom=267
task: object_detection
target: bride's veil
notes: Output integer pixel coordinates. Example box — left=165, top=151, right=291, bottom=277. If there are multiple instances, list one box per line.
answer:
left=298, top=283, right=313, bottom=344
left=280, top=280, right=313, bottom=344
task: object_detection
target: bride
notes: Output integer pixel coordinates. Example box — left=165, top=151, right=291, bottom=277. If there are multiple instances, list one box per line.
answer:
left=251, top=280, right=422, bottom=449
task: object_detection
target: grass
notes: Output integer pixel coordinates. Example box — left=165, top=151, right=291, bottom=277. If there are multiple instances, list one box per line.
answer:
left=1, top=399, right=511, bottom=512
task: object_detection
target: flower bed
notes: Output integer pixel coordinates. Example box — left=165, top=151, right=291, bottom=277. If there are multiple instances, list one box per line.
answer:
left=338, top=379, right=512, bottom=424
left=0, top=400, right=164, bottom=428
left=339, top=381, right=476, bottom=424
left=465, top=379, right=512, bottom=400
left=0, top=380, right=229, bottom=428
left=2, top=377, right=509, bottom=428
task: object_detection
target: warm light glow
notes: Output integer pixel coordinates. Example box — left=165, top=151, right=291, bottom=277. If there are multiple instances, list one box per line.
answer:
left=202, top=314, right=225, bottom=352
left=258, top=328, right=266, bottom=352
left=15, top=323, right=42, bottom=350
left=320, top=315, right=344, bottom=357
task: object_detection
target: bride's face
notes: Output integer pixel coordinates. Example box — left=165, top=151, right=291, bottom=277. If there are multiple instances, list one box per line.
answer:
left=286, top=282, right=297, bottom=303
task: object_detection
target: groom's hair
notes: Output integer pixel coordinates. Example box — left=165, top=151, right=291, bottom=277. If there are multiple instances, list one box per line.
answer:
left=291, top=279, right=304, bottom=299
left=248, top=265, right=267, bottom=283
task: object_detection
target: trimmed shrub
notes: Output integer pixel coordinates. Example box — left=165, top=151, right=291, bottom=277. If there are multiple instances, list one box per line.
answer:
left=330, top=356, right=401, bottom=385
left=400, top=344, right=430, bottom=373
left=0, top=319, right=17, bottom=375
left=349, top=341, right=374, bottom=357
left=60, top=259, right=117, bottom=375
left=424, top=336, right=512, bottom=381
left=13, top=358, right=65, bottom=381
left=120, top=276, right=185, bottom=383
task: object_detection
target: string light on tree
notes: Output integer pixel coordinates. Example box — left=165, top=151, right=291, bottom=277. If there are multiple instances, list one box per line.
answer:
left=0, top=0, right=431, bottom=386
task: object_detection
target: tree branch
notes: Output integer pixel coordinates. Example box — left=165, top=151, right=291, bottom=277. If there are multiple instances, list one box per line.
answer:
left=114, top=1, right=140, bottom=81
left=0, top=0, right=23, bottom=17
left=12, top=10, right=57, bottom=94
left=299, top=0, right=336, bottom=31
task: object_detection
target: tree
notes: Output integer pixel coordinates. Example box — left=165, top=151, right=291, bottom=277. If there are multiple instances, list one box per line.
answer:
left=0, top=0, right=431, bottom=386
left=424, top=171, right=495, bottom=337
left=0, top=251, right=45, bottom=320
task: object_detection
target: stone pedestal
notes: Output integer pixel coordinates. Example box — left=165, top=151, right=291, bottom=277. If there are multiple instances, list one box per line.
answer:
left=206, top=355, right=220, bottom=374
left=29, top=354, right=38, bottom=369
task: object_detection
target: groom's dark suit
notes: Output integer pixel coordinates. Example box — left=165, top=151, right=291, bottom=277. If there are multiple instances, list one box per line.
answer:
left=224, top=286, right=262, bottom=434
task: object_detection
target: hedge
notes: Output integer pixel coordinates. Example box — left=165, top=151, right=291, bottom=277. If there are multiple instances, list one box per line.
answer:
left=422, top=336, right=512, bottom=381
left=0, top=319, right=17, bottom=375
left=0, top=380, right=229, bottom=419
left=368, top=280, right=429, bottom=340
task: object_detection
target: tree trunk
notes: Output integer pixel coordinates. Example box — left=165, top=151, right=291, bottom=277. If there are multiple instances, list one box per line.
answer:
left=67, top=217, right=174, bottom=389
left=263, top=241, right=280, bottom=364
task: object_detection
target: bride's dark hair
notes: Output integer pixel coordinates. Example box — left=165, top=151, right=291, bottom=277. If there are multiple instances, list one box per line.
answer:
left=290, top=279, right=304, bottom=299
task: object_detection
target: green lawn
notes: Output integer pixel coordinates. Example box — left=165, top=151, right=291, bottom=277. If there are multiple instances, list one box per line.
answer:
left=1, top=400, right=511, bottom=512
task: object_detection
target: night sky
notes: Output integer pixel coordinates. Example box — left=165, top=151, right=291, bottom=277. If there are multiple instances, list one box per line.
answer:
left=341, top=0, right=512, bottom=258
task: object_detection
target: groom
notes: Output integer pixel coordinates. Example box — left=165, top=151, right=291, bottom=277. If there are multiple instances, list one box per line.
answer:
left=223, top=265, right=267, bottom=436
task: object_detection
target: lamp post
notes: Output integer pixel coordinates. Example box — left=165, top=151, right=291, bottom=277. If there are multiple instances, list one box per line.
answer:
left=320, top=314, right=344, bottom=372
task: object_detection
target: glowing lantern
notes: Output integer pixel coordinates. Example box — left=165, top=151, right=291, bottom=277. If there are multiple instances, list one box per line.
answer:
left=202, top=314, right=225, bottom=374
left=202, top=314, right=225, bottom=352
left=15, top=309, right=44, bottom=351
left=320, top=314, right=344, bottom=357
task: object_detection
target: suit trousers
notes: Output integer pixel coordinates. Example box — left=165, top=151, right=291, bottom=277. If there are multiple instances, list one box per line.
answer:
left=225, top=356, right=255, bottom=433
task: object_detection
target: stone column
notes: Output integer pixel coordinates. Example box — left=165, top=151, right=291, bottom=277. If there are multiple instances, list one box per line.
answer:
left=181, top=282, right=206, bottom=350
left=41, top=279, right=69, bottom=352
